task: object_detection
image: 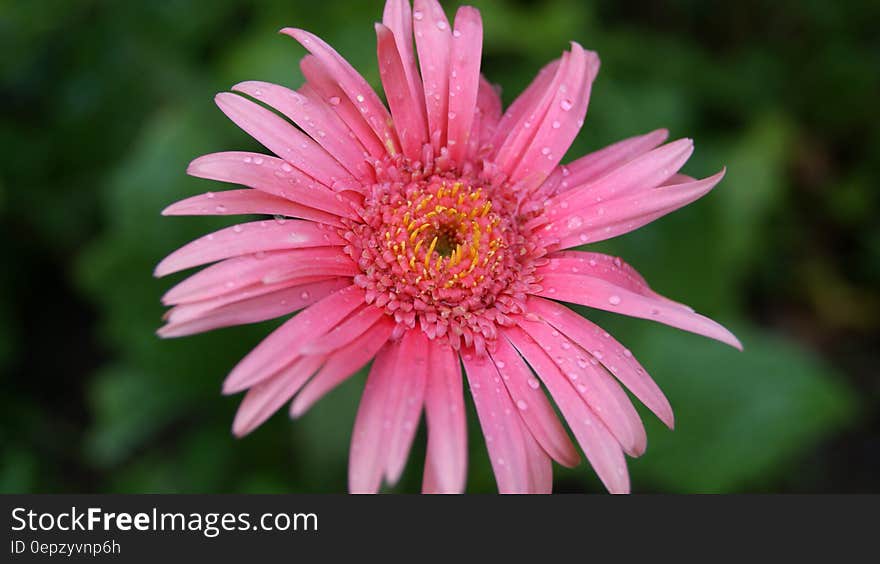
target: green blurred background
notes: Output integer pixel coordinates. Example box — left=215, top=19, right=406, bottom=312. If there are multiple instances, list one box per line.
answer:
left=1, top=0, right=878, bottom=493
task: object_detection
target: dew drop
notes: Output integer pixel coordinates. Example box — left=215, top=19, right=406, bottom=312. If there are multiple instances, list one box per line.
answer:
left=566, top=216, right=583, bottom=229
left=281, top=162, right=293, bottom=172
left=516, top=399, right=528, bottom=411
left=356, top=94, right=365, bottom=103
left=436, top=20, right=448, bottom=30
left=328, top=96, right=341, bottom=106
left=552, top=120, right=561, bottom=129
left=560, top=99, right=573, bottom=111
left=215, top=204, right=227, bottom=213
left=527, top=378, right=540, bottom=390
left=232, top=225, right=243, bottom=233
left=413, top=10, right=423, bottom=20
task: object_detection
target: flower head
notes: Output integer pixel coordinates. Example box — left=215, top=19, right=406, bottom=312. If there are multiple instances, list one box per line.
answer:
left=156, top=0, right=740, bottom=494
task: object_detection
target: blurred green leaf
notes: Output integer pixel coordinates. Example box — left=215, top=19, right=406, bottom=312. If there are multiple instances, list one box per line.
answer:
left=628, top=325, right=856, bottom=492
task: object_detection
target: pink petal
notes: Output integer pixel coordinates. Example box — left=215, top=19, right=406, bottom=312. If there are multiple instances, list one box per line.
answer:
left=467, top=76, right=503, bottom=160
left=154, top=219, right=346, bottom=277
left=413, top=0, right=452, bottom=151
left=491, top=54, right=568, bottom=176
left=376, top=23, right=428, bottom=160
left=461, top=351, right=532, bottom=494
left=383, top=330, right=428, bottom=485
left=551, top=138, right=694, bottom=209
left=446, top=6, right=482, bottom=165
left=223, top=285, right=365, bottom=394
left=165, top=279, right=297, bottom=323
left=159, top=278, right=350, bottom=338
left=382, top=0, right=427, bottom=129
left=232, top=354, right=325, bottom=437
left=516, top=316, right=647, bottom=457
left=422, top=341, right=467, bottom=494
left=215, top=92, right=355, bottom=188
left=504, top=326, right=630, bottom=494
left=232, top=81, right=370, bottom=181
left=301, top=305, right=387, bottom=355
left=539, top=251, right=660, bottom=298
left=161, top=189, right=343, bottom=226
left=510, top=43, right=599, bottom=190
left=161, top=248, right=355, bottom=306
left=542, top=128, right=669, bottom=195
left=289, top=316, right=396, bottom=418
left=532, top=269, right=742, bottom=350
left=527, top=296, right=674, bottom=429
left=349, top=341, right=399, bottom=494
left=538, top=169, right=727, bottom=249
left=186, top=151, right=358, bottom=218
left=281, top=28, right=400, bottom=156
left=489, top=336, right=581, bottom=468
left=522, top=417, right=553, bottom=494
left=490, top=58, right=560, bottom=155
left=298, top=55, right=387, bottom=159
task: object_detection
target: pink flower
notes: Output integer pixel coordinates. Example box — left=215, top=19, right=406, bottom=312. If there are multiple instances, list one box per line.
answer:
left=156, top=0, right=740, bottom=494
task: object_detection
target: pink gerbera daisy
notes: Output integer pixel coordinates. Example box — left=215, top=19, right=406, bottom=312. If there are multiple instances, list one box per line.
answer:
left=156, top=0, right=740, bottom=494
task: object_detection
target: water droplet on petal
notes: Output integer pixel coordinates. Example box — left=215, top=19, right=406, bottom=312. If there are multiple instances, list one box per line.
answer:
left=328, top=96, right=341, bottom=106
left=516, top=399, right=528, bottom=411
left=560, top=99, right=573, bottom=111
